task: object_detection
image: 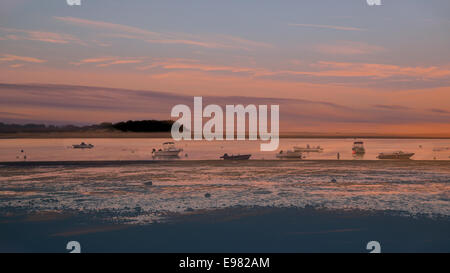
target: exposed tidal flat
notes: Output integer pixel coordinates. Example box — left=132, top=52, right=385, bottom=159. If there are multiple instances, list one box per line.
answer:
left=0, top=159, right=449, bottom=252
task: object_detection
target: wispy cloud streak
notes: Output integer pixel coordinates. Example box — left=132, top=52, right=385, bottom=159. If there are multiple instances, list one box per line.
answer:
left=288, top=23, right=366, bottom=31
left=0, top=27, right=84, bottom=45
left=0, top=54, right=46, bottom=63
left=54, top=16, right=271, bottom=50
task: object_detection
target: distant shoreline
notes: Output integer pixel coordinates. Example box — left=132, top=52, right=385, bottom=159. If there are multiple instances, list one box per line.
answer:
left=1, top=131, right=450, bottom=139
left=1, top=159, right=449, bottom=167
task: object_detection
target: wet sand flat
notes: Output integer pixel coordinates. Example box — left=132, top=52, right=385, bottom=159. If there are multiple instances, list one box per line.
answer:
left=0, top=159, right=448, bottom=252
left=0, top=206, right=449, bottom=252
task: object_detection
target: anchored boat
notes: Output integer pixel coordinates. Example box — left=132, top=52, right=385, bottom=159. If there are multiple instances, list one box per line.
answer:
left=377, top=151, right=415, bottom=160
left=293, top=144, right=323, bottom=153
left=152, top=142, right=183, bottom=158
left=276, top=150, right=303, bottom=159
left=72, top=142, right=94, bottom=149
left=220, top=153, right=251, bottom=160
left=352, top=141, right=365, bottom=154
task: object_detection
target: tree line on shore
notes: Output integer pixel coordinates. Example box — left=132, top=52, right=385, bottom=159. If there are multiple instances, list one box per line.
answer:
left=0, top=120, right=175, bottom=133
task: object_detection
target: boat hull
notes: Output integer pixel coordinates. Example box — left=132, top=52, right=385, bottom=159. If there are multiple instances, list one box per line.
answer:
left=276, top=151, right=303, bottom=159
left=220, top=154, right=251, bottom=160
left=377, top=153, right=414, bottom=160
left=72, top=145, right=94, bottom=149
left=152, top=150, right=181, bottom=158
left=293, top=147, right=323, bottom=153
left=352, top=148, right=365, bottom=154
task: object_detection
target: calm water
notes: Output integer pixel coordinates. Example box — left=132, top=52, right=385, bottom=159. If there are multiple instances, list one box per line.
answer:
left=1, top=138, right=450, bottom=161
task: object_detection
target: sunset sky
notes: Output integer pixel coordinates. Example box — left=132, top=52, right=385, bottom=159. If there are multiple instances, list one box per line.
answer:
left=0, top=0, right=449, bottom=135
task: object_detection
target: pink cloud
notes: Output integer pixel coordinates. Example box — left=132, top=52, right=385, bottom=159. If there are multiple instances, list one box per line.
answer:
left=137, top=60, right=255, bottom=74
left=72, top=57, right=143, bottom=67
left=314, top=41, right=385, bottom=55
left=0, top=54, right=46, bottom=63
left=96, top=59, right=143, bottom=67
left=311, top=61, right=450, bottom=79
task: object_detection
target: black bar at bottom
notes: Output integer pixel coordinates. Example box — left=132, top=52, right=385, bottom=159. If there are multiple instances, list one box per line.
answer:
left=0, top=253, right=447, bottom=272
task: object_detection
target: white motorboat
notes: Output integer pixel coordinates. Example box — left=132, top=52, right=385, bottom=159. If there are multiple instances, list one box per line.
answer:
left=72, top=142, right=94, bottom=149
left=352, top=141, right=365, bottom=154
left=276, top=150, right=303, bottom=159
left=152, top=142, right=183, bottom=158
left=377, top=151, right=414, bottom=160
left=293, top=144, right=323, bottom=153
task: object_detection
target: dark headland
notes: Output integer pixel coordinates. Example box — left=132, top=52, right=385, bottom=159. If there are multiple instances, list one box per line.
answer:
left=0, top=121, right=449, bottom=139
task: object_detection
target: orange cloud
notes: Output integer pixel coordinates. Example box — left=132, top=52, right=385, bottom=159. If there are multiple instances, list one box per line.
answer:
left=72, top=57, right=116, bottom=65
left=1, top=82, right=449, bottom=136
left=133, top=58, right=450, bottom=84
left=243, top=61, right=450, bottom=83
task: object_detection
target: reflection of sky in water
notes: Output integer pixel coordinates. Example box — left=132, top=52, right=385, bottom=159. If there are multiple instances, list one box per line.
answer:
left=0, top=161, right=449, bottom=224
left=0, top=138, right=450, bottom=161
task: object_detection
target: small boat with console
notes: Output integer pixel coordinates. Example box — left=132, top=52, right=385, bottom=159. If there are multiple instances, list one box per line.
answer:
left=377, top=151, right=414, bottom=160
left=72, top=142, right=94, bottom=149
left=220, top=153, right=251, bottom=160
left=276, top=150, right=303, bottom=159
left=152, top=142, right=183, bottom=158
left=352, top=141, right=365, bottom=154
left=293, top=144, right=323, bottom=153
